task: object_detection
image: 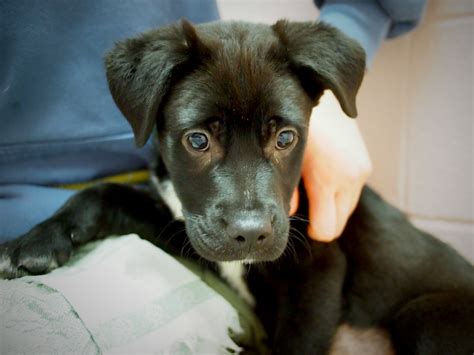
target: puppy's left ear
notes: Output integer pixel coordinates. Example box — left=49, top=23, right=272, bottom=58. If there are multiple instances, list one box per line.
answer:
left=272, top=20, right=366, bottom=117
left=105, top=19, right=210, bottom=147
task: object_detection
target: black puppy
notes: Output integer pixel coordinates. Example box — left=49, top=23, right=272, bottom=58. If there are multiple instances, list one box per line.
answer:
left=1, top=20, right=474, bottom=354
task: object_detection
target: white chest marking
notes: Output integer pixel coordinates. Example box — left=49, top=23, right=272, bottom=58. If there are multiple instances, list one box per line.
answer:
left=218, top=261, right=255, bottom=307
left=151, top=175, right=184, bottom=220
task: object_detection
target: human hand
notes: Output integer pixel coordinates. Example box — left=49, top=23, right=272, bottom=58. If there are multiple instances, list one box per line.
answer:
left=290, top=91, right=372, bottom=242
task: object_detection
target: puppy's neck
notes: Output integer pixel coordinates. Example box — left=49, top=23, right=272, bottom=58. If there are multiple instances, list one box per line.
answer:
left=150, top=172, right=184, bottom=220
left=218, top=261, right=255, bottom=307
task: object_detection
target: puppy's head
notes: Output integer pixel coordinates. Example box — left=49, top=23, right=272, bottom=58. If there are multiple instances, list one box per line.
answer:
left=105, top=19, right=365, bottom=262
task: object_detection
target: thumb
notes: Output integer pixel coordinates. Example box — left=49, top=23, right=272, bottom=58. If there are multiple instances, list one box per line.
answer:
left=307, top=186, right=338, bottom=242
left=289, top=188, right=299, bottom=216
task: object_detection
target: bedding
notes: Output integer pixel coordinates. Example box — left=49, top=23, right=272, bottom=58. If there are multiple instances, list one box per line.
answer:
left=0, top=235, right=266, bottom=354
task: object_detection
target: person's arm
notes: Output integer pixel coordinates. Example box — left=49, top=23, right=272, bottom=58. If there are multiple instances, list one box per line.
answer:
left=315, top=0, right=427, bottom=66
left=290, top=92, right=372, bottom=241
left=293, top=0, right=427, bottom=242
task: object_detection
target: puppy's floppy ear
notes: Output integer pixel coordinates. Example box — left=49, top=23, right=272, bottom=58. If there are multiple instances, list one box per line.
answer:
left=272, top=20, right=366, bottom=117
left=105, top=19, right=210, bottom=147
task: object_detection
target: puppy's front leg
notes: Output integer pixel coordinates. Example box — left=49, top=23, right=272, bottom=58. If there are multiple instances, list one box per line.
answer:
left=271, top=243, right=347, bottom=355
left=0, top=183, right=178, bottom=278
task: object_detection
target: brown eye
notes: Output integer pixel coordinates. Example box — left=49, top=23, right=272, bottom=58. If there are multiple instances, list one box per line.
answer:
left=276, top=130, right=295, bottom=150
left=187, top=132, right=209, bottom=151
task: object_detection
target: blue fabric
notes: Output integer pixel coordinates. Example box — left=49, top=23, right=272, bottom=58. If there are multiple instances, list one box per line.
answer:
left=0, top=0, right=219, bottom=240
left=316, top=0, right=427, bottom=65
left=0, top=185, right=76, bottom=242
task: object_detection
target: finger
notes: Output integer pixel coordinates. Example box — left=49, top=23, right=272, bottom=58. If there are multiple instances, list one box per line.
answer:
left=289, top=188, right=299, bottom=216
left=335, top=183, right=365, bottom=236
left=350, top=184, right=365, bottom=215
left=334, top=190, right=353, bottom=237
left=307, top=186, right=337, bottom=242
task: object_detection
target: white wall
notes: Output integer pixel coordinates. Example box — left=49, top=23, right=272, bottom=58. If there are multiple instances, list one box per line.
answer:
left=218, top=0, right=319, bottom=23
left=356, top=0, right=474, bottom=263
left=216, top=0, right=474, bottom=262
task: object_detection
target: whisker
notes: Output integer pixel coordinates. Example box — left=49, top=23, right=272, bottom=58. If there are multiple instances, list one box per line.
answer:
left=163, top=225, right=186, bottom=244
left=154, top=219, right=180, bottom=244
left=246, top=262, right=252, bottom=274
left=289, top=215, right=310, bottom=223
left=286, top=235, right=298, bottom=262
left=289, top=226, right=313, bottom=258
left=180, top=239, right=192, bottom=258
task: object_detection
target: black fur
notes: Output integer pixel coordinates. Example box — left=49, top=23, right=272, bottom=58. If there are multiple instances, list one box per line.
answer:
left=1, top=20, right=473, bottom=354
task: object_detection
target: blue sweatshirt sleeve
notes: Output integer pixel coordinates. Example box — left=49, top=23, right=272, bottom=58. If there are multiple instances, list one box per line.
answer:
left=314, top=0, right=427, bottom=66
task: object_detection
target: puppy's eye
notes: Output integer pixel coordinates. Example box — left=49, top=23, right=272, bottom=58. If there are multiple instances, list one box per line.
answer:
left=276, top=130, right=295, bottom=150
left=187, top=132, right=209, bottom=151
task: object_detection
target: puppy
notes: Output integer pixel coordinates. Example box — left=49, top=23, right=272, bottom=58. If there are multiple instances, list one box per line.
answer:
left=1, top=20, right=474, bottom=354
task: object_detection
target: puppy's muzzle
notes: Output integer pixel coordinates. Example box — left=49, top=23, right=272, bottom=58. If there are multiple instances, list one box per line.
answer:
left=221, top=211, right=273, bottom=250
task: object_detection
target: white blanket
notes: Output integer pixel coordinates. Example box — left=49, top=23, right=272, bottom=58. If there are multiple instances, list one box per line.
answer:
left=0, top=235, right=265, bottom=354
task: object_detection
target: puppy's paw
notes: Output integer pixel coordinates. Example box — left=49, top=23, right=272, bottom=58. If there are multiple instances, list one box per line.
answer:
left=0, top=220, right=79, bottom=279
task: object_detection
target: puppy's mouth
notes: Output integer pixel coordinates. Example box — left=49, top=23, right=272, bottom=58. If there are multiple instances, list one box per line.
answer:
left=184, top=218, right=289, bottom=263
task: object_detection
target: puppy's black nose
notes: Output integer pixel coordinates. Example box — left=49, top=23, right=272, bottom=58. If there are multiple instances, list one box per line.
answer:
left=224, top=213, right=272, bottom=248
